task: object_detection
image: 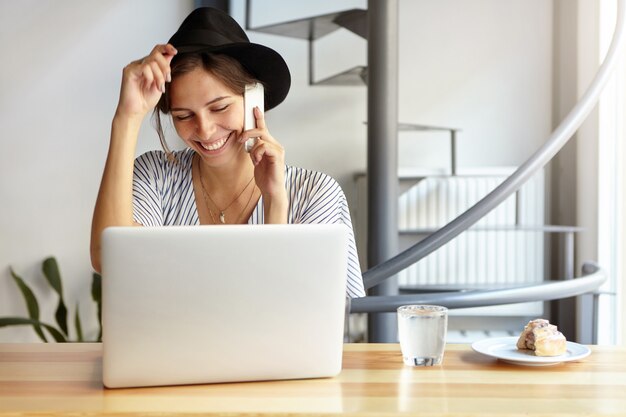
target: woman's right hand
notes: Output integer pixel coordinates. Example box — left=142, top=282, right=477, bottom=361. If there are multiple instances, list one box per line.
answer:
left=115, top=44, right=178, bottom=120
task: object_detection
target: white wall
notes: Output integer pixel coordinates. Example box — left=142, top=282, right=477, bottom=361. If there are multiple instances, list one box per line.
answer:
left=0, top=0, right=553, bottom=342
left=397, top=0, right=553, bottom=171
left=0, top=0, right=193, bottom=342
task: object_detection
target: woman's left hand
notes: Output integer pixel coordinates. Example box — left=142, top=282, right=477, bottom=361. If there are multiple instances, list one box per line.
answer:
left=239, top=107, right=288, bottom=219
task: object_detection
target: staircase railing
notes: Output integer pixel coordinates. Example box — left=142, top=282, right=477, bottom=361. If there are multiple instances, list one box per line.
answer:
left=361, top=0, right=626, bottom=293
left=243, top=1, right=626, bottom=334
left=354, top=262, right=604, bottom=312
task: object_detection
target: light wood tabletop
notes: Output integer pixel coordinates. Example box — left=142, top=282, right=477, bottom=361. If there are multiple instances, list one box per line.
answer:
left=1, top=342, right=625, bottom=416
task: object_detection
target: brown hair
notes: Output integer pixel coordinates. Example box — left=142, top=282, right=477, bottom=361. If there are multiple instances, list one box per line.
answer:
left=152, top=53, right=259, bottom=160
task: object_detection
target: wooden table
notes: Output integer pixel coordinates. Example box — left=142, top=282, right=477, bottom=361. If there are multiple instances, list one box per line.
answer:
left=1, top=343, right=625, bottom=416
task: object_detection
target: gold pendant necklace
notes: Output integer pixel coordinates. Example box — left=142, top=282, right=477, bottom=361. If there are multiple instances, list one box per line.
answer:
left=195, top=157, right=255, bottom=224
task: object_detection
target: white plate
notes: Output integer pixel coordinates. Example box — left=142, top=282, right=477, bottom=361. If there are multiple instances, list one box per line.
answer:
left=471, top=336, right=591, bottom=366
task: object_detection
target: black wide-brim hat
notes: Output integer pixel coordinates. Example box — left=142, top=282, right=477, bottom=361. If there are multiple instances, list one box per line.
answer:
left=168, top=7, right=291, bottom=111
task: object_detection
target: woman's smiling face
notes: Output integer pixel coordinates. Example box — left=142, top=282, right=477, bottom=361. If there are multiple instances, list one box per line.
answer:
left=169, top=66, right=245, bottom=166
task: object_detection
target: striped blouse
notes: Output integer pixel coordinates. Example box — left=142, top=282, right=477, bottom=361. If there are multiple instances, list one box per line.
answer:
left=132, top=148, right=366, bottom=298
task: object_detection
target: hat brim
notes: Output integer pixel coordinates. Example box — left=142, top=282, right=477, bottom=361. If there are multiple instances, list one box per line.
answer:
left=173, top=43, right=291, bottom=111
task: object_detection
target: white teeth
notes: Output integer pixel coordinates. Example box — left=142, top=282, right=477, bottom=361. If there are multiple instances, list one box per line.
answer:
left=200, top=137, right=227, bottom=151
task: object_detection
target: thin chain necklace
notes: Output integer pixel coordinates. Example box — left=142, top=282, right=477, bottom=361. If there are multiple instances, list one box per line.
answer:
left=237, top=180, right=258, bottom=224
left=195, top=157, right=255, bottom=224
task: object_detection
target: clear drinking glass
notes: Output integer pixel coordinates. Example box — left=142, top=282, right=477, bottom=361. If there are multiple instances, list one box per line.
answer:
left=397, top=305, right=448, bottom=366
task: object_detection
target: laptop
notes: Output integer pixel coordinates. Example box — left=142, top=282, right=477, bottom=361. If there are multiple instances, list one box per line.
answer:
left=100, top=224, right=349, bottom=388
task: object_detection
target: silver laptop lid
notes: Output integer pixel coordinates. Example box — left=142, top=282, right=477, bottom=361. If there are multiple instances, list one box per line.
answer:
left=101, top=224, right=348, bottom=388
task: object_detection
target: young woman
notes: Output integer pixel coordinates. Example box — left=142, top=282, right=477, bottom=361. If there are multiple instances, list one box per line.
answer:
left=90, top=7, right=365, bottom=298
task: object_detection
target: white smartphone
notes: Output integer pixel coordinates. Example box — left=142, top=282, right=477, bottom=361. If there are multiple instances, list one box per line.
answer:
left=244, top=82, right=264, bottom=152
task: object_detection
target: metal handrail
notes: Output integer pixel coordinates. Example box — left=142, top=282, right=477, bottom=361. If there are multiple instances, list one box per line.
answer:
left=352, top=262, right=605, bottom=313
left=362, top=0, right=626, bottom=290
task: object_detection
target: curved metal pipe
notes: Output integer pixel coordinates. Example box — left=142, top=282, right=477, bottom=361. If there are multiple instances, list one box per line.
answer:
left=363, top=0, right=626, bottom=290
left=353, top=262, right=605, bottom=313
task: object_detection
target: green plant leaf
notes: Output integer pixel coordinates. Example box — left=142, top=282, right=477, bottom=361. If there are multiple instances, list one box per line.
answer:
left=92, top=272, right=102, bottom=342
left=42, top=257, right=63, bottom=294
left=9, top=268, right=47, bottom=342
left=74, top=302, right=83, bottom=342
left=0, top=317, right=67, bottom=342
left=42, top=257, right=68, bottom=336
left=54, top=303, right=68, bottom=337
left=91, top=272, right=101, bottom=301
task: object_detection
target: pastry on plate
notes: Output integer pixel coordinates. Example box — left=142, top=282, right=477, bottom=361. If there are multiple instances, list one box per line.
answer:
left=516, top=319, right=567, bottom=357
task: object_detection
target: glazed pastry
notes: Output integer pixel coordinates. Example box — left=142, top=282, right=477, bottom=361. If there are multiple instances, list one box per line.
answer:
left=516, top=319, right=567, bottom=357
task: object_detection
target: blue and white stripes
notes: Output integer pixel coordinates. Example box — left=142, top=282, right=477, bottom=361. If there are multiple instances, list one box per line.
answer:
left=132, top=148, right=366, bottom=298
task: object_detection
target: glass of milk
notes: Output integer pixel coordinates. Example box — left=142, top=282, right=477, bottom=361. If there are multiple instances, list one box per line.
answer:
left=397, top=305, right=448, bottom=366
